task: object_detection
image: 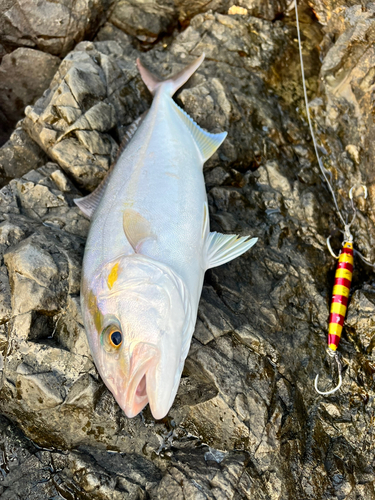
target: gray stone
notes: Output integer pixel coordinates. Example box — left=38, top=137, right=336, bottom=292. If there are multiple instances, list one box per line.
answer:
left=23, top=40, right=146, bottom=190
left=0, top=127, right=48, bottom=185
left=0, top=0, right=117, bottom=59
left=109, top=0, right=176, bottom=42
left=0, top=48, right=61, bottom=129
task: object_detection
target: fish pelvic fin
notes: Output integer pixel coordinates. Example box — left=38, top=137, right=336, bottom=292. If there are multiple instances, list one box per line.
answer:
left=137, top=54, right=205, bottom=97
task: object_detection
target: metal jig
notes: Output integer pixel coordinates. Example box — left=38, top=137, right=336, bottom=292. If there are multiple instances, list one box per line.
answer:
left=294, top=3, right=372, bottom=395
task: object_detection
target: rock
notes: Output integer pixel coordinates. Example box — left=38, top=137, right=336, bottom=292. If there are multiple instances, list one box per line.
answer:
left=109, top=0, right=176, bottom=42
left=23, top=40, right=147, bottom=190
left=307, top=0, right=360, bottom=25
left=0, top=0, right=116, bottom=59
left=0, top=414, right=162, bottom=499
left=0, top=1, right=374, bottom=499
left=0, top=48, right=61, bottom=140
left=0, top=127, right=48, bottom=186
left=108, top=0, right=291, bottom=46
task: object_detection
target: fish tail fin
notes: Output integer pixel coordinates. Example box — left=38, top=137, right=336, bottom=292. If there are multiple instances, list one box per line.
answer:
left=136, top=54, right=205, bottom=97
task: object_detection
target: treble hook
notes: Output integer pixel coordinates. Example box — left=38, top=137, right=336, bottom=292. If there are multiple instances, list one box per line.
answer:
left=314, top=352, right=343, bottom=395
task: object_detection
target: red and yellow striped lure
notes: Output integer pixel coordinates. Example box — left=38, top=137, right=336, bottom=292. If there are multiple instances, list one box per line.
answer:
left=314, top=240, right=354, bottom=395
left=328, top=241, right=353, bottom=352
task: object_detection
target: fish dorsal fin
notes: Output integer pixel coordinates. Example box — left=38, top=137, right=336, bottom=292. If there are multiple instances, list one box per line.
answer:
left=171, top=100, right=227, bottom=162
left=74, top=114, right=145, bottom=218
left=137, top=54, right=205, bottom=97
left=123, top=209, right=156, bottom=252
left=205, top=232, right=258, bottom=270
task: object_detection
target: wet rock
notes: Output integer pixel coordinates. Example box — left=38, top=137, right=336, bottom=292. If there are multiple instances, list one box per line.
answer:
left=108, top=0, right=291, bottom=45
left=308, top=0, right=361, bottom=25
left=229, top=0, right=291, bottom=21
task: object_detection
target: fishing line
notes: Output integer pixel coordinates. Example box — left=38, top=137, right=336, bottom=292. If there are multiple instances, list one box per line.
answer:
left=294, top=2, right=346, bottom=227
left=293, top=1, right=372, bottom=395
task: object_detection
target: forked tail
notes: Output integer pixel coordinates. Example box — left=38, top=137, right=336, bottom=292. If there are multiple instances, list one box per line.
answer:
left=137, top=54, right=227, bottom=163
left=137, top=54, right=205, bottom=97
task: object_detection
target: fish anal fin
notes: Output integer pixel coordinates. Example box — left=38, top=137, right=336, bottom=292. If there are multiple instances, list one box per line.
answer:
left=206, top=232, right=258, bottom=270
left=74, top=114, right=145, bottom=219
left=172, top=101, right=227, bottom=162
left=123, top=209, right=156, bottom=252
left=137, top=54, right=205, bottom=97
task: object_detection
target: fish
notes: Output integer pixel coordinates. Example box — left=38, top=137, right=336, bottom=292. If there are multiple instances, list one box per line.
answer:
left=76, top=54, right=257, bottom=419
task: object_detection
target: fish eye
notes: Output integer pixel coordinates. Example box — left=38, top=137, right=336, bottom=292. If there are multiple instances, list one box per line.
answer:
left=109, top=330, right=122, bottom=347
left=101, top=324, right=123, bottom=352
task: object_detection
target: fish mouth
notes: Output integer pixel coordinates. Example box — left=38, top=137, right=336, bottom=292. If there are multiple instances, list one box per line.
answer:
left=122, top=343, right=159, bottom=418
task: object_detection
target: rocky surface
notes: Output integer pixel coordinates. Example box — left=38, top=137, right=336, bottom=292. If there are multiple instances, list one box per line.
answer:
left=0, top=1, right=375, bottom=499
left=0, top=48, right=61, bottom=147
left=0, top=0, right=116, bottom=59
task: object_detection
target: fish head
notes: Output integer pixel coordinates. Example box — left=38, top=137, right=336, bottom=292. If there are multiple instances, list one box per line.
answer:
left=81, top=254, right=191, bottom=419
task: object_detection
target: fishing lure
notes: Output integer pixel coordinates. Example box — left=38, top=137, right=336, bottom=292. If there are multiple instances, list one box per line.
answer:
left=294, top=3, right=372, bottom=395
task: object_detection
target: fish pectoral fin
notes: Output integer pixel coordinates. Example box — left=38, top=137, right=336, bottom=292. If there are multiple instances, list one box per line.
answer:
left=123, top=209, right=156, bottom=252
left=171, top=101, right=227, bottom=162
left=205, top=232, right=258, bottom=270
left=74, top=113, right=146, bottom=219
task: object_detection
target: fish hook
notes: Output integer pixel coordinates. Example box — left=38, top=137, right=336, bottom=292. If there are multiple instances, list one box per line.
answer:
left=314, top=351, right=343, bottom=395
left=347, top=184, right=368, bottom=230
left=326, top=236, right=339, bottom=259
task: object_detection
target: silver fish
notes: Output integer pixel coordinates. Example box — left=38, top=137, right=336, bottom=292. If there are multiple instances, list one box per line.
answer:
left=76, top=54, right=257, bottom=419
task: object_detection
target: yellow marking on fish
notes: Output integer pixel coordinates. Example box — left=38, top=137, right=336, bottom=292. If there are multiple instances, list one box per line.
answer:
left=107, top=262, right=120, bottom=289
left=88, top=289, right=103, bottom=334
